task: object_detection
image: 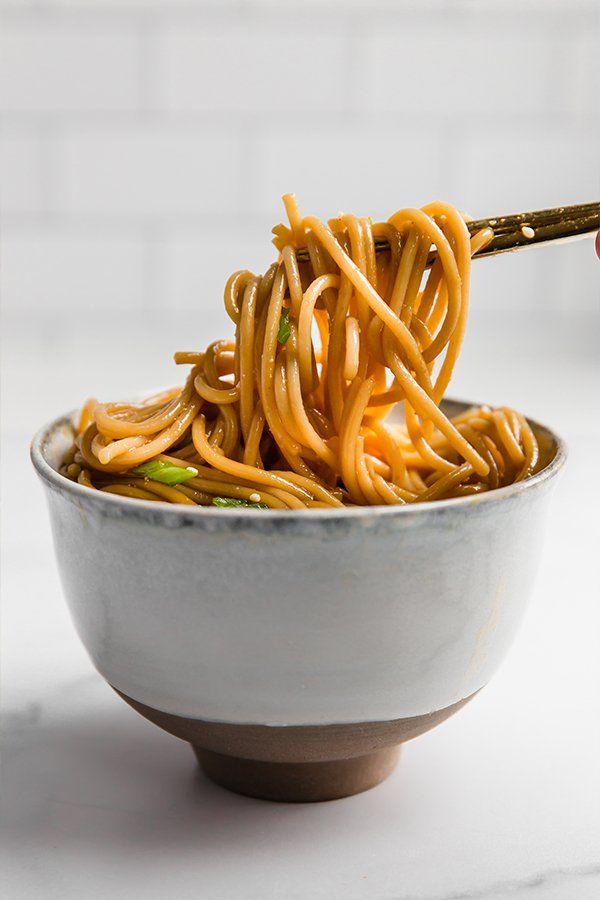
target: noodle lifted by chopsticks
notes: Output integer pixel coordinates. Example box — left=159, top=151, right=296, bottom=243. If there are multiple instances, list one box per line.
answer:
left=61, top=195, right=541, bottom=508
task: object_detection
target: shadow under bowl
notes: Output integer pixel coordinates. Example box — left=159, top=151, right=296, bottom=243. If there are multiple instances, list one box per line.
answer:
left=31, top=399, right=566, bottom=802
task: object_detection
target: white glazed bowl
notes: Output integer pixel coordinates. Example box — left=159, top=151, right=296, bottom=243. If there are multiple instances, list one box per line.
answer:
left=31, top=399, right=566, bottom=802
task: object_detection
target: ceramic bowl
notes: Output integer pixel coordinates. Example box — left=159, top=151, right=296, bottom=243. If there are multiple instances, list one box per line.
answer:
left=31, top=399, right=566, bottom=802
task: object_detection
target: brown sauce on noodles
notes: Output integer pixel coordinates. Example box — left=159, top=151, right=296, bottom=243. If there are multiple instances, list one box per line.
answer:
left=60, top=196, right=542, bottom=508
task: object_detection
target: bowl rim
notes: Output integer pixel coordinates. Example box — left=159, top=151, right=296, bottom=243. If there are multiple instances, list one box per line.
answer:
left=31, top=398, right=567, bottom=524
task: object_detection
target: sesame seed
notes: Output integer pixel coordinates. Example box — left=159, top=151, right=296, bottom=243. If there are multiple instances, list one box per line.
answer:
left=249, top=492, right=261, bottom=502
left=521, top=225, right=535, bottom=239
left=186, top=466, right=198, bottom=475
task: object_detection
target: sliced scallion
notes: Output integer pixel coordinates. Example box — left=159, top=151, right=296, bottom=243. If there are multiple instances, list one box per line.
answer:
left=277, top=308, right=291, bottom=344
left=133, top=459, right=198, bottom=486
left=212, top=497, right=268, bottom=509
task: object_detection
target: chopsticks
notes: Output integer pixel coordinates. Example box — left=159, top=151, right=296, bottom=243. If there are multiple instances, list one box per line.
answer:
left=294, top=201, right=600, bottom=265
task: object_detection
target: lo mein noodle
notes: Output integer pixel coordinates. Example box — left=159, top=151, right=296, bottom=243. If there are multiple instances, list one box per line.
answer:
left=61, top=195, right=541, bottom=509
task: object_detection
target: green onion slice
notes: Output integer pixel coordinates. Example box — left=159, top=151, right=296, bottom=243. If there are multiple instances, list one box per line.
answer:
left=133, top=459, right=198, bottom=486
left=212, top=497, right=268, bottom=509
left=277, top=308, right=291, bottom=344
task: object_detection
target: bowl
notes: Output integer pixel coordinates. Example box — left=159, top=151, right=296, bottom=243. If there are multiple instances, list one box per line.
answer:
left=31, top=399, right=566, bottom=803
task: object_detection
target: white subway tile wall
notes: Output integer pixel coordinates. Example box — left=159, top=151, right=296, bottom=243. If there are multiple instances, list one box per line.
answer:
left=0, top=21, right=142, bottom=113
left=0, top=0, right=598, bottom=314
left=56, top=127, right=241, bottom=217
left=157, top=29, right=348, bottom=114
left=1, top=227, right=145, bottom=311
left=0, top=132, right=44, bottom=214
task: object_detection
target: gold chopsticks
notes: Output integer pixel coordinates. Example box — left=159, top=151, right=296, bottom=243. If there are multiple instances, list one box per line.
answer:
left=294, top=201, right=600, bottom=265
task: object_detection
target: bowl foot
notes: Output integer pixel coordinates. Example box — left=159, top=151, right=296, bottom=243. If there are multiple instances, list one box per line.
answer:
left=113, top=686, right=478, bottom=803
left=193, top=744, right=401, bottom=802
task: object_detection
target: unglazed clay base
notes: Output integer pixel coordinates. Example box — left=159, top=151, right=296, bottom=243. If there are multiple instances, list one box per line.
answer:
left=194, top=746, right=401, bottom=802
left=114, top=688, right=477, bottom=802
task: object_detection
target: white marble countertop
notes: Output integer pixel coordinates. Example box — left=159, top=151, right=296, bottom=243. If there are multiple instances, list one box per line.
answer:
left=2, top=311, right=600, bottom=900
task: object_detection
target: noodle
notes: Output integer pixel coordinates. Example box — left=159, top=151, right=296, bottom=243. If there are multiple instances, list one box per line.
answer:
left=61, top=195, right=542, bottom=508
